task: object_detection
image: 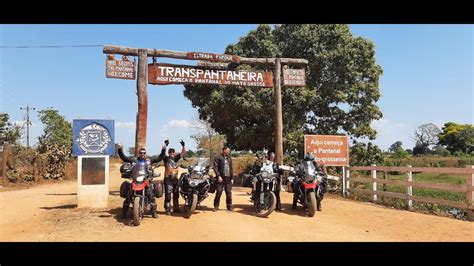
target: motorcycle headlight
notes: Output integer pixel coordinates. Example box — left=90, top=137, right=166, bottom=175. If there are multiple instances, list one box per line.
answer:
left=136, top=175, right=145, bottom=182
left=189, top=180, right=199, bottom=187
left=261, top=172, right=270, bottom=179
left=305, top=175, right=314, bottom=183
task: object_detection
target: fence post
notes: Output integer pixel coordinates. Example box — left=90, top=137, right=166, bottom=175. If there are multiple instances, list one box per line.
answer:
left=342, top=166, right=346, bottom=197
left=346, top=168, right=350, bottom=196
left=407, top=165, right=413, bottom=210
left=2, top=143, right=9, bottom=178
left=33, top=160, right=39, bottom=182
left=372, top=164, right=377, bottom=202
left=467, top=165, right=474, bottom=221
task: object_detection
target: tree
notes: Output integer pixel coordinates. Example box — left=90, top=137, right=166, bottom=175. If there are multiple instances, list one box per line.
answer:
left=0, top=113, right=22, bottom=145
left=432, top=145, right=450, bottom=156
left=438, top=122, right=474, bottom=154
left=388, top=141, right=403, bottom=153
left=413, top=123, right=441, bottom=155
left=183, top=24, right=383, bottom=152
left=350, top=141, right=384, bottom=166
left=186, top=149, right=196, bottom=158
left=190, top=117, right=226, bottom=162
left=36, top=108, right=72, bottom=179
left=392, top=148, right=409, bottom=159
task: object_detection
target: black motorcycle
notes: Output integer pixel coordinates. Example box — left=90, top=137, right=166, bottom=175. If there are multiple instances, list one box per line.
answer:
left=250, top=159, right=278, bottom=217
left=120, top=161, right=162, bottom=226
left=288, top=160, right=326, bottom=217
left=178, top=158, right=211, bottom=218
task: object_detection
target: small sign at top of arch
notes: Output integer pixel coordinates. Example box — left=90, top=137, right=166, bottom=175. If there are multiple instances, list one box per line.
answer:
left=187, top=52, right=241, bottom=63
left=283, top=68, right=306, bottom=87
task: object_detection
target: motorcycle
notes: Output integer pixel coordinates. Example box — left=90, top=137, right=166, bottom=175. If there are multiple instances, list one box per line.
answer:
left=288, top=160, right=326, bottom=217
left=178, top=158, right=211, bottom=218
left=250, top=158, right=278, bottom=218
left=120, top=161, right=162, bottom=226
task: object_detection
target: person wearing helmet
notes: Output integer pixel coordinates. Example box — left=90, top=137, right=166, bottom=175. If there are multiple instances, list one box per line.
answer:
left=250, top=150, right=283, bottom=211
left=117, top=144, right=162, bottom=218
left=292, top=152, right=327, bottom=210
left=158, top=139, right=186, bottom=215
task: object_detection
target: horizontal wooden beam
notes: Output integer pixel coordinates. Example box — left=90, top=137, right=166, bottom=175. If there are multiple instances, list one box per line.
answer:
left=348, top=166, right=467, bottom=174
left=349, top=177, right=408, bottom=187
left=350, top=188, right=409, bottom=200
left=103, top=45, right=308, bottom=65
left=348, top=166, right=407, bottom=172
left=350, top=188, right=470, bottom=209
left=349, top=177, right=467, bottom=192
left=409, top=181, right=467, bottom=192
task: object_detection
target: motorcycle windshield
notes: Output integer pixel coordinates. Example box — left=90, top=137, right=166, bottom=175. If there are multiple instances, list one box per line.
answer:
left=131, top=161, right=148, bottom=178
left=191, top=158, right=209, bottom=179
left=260, top=162, right=274, bottom=178
left=302, top=161, right=316, bottom=177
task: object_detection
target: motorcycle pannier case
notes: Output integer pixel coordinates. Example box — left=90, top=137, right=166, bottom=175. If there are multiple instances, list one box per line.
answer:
left=120, top=181, right=130, bottom=198
left=208, top=177, right=217, bottom=193
left=153, top=180, right=164, bottom=198
left=120, top=163, right=132, bottom=179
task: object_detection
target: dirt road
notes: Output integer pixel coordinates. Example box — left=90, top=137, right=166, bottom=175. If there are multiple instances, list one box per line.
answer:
left=1, top=163, right=473, bottom=242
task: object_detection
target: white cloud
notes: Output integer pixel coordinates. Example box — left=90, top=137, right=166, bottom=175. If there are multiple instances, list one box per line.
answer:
left=370, top=118, right=414, bottom=151
left=13, top=120, right=24, bottom=126
left=167, top=120, right=194, bottom=128
left=116, top=121, right=135, bottom=132
left=13, top=120, right=38, bottom=128
left=159, top=119, right=194, bottom=135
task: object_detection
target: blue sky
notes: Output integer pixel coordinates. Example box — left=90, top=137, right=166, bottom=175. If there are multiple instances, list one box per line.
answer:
left=1, top=24, right=472, bottom=155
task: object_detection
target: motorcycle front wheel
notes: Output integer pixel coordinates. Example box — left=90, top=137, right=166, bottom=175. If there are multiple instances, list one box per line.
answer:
left=133, top=197, right=143, bottom=226
left=183, top=193, right=198, bottom=219
left=254, top=191, right=276, bottom=218
left=307, top=191, right=317, bottom=217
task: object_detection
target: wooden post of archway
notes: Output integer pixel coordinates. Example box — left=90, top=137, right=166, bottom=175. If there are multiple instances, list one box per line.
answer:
left=274, top=58, right=283, bottom=164
left=135, top=49, right=148, bottom=156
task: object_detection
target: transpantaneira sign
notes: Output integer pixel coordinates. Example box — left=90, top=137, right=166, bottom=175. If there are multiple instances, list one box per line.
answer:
left=148, top=63, right=274, bottom=88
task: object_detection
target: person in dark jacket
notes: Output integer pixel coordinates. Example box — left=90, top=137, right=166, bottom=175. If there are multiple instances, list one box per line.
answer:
left=158, top=139, right=186, bottom=215
left=117, top=144, right=162, bottom=218
left=212, top=146, right=234, bottom=211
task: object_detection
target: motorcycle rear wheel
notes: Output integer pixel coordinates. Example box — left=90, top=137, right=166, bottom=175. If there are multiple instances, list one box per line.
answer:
left=133, top=197, right=143, bottom=226
left=254, top=191, right=276, bottom=218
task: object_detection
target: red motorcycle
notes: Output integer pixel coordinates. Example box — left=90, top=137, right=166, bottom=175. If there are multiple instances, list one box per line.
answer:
left=289, top=158, right=326, bottom=217
left=120, top=161, right=162, bottom=226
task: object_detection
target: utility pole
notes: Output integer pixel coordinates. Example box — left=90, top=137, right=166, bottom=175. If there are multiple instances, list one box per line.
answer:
left=20, top=104, right=35, bottom=147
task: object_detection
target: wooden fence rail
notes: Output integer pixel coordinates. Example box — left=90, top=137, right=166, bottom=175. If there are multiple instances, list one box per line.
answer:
left=343, top=165, right=474, bottom=220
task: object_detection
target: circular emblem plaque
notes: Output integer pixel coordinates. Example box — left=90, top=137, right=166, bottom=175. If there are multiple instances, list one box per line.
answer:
left=77, top=123, right=112, bottom=154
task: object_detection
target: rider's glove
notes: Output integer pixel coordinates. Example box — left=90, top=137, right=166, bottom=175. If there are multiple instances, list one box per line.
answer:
left=180, top=140, right=185, bottom=147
